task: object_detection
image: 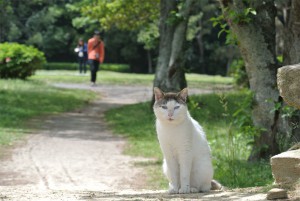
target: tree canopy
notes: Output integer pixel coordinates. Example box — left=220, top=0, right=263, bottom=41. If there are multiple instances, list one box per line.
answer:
left=80, top=0, right=160, bottom=31
left=0, top=0, right=236, bottom=74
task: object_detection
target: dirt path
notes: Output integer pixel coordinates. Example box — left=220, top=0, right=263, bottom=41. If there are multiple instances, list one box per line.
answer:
left=0, top=84, right=269, bottom=200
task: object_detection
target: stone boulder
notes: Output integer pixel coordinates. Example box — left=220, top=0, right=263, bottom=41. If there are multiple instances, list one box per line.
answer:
left=267, top=188, right=288, bottom=200
left=271, top=149, right=300, bottom=184
left=277, top=64, right=300, bottom=109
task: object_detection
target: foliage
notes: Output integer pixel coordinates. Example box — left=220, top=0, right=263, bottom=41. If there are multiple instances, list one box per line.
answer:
left=228, top=59, right=249, bottom=88
left=80, top=0, right=160, bottom=31
left=0, top=43, right=46, bottom=79
left=137, top=23, right=159, bottom=50
left=43, top=62, right=130, bottom=72
left=1, top=0, right=243, bottom=75
left=214, top=91, right=271, bottom=186
left=183, top=1, right=241, bottom=75
left=227, top=7, right=257, bottom=24
left=210, top=6, right=256, bottom=45
left=0, top=0, right=87, bottom=62
left=0, top=79, right=95, bottom=145
left=268, top=99, right=300, bottom=151
left=105, top=91, right=273, bottom=188
left=210, top=14, right=235, bottom=45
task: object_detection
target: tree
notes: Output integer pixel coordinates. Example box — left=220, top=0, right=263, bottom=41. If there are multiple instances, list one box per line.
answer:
left=186, top=0, right=240, bottom=75
left=219, top=0, right=280, bottom=160
left=80, top=0, right=159, bottom=31
left=153, top=0, right=194, bottom=92
left=0, top=0, right=13, bottom=42
left=283, top=1, right=300, bottom=64
left=218, top=0, right=299, bottom=160
left=281, top=0, right=300, bottom=148
left=0, top=0, right=84, bottom=61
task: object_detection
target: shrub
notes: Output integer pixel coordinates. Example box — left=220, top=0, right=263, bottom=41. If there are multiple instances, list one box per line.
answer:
left=229, top=59, right=249, bottom=88
left=44, top=62, right=130, bottom=72
left=0, top=43, right=46, bottom=79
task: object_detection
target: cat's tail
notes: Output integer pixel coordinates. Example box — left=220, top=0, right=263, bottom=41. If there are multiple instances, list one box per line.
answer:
left=211, top=180, right=223, bottom=190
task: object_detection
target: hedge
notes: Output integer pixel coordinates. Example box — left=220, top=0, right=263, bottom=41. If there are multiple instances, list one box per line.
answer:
left=0, top=43, right=46, bottom=79
left=43, top=62, right=130, bottom=72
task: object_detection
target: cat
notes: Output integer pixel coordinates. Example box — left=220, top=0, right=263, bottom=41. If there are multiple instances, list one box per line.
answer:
left=153, top=87, right=221, bottom=194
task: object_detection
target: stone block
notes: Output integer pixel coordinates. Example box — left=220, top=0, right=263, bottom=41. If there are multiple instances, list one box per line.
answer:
left=267, top=188, right=288, bottom=200
left=271, top=149, right=300, bottom=184
left=277, top=64, right=300, bottom=109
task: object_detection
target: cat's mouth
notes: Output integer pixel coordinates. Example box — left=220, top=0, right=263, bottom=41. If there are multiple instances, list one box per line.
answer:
left=168, top=118, right=174, bottom=121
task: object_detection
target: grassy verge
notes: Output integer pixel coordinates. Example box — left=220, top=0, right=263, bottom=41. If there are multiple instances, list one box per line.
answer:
left=0, top=79, right=95, bottom=145
left=43, top=62, right=130, bottom=72
left=31, top=70, right=233, bottom=89
left=105, top=91, right=273, bottom=189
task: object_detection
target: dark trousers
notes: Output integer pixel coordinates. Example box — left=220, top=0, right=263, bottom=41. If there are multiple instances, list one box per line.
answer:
left=88, top=59, right=99, bottom=82
left=78, top=57, right=87, bottom=73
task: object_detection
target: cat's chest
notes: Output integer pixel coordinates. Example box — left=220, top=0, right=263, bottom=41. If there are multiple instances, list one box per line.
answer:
left=156, top=121, right=193, bottom=142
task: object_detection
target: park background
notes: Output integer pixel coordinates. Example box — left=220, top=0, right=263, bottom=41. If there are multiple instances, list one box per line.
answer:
left=0, top=0, right=299, bottom=194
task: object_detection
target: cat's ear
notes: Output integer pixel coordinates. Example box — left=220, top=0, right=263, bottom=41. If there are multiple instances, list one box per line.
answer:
left=178, top=88, right=188, bottom=102
left=154, top=87, right=164, bottom=101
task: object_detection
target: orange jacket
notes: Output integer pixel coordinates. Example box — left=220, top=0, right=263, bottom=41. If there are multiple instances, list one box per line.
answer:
left=87, top=37, right=105, bottom=63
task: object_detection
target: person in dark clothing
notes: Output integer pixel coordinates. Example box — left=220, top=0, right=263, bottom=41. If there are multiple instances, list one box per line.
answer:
left=75, top=38, right=88, bottom=74
left=87, top=31, right=105, bottom=86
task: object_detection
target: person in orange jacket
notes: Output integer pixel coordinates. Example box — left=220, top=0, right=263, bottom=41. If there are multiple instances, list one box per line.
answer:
left=87, top=31, right=105, bottom=86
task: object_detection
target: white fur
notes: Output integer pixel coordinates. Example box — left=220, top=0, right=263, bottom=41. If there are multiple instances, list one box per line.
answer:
left=153, top=88, right=213, bottom=194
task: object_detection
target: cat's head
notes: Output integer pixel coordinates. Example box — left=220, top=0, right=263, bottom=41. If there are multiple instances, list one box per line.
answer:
left=153, top=87, right=188, bottom=124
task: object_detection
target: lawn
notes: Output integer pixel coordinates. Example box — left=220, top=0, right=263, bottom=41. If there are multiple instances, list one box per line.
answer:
left=105, top=91, right=273, bottom=189
left=0, top=79, right=95, bottom=145
left=31, top=70, right=233, bottom=89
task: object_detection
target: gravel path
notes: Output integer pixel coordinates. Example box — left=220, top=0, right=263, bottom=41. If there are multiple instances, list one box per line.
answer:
left=0, top=84, right=269, bottom=200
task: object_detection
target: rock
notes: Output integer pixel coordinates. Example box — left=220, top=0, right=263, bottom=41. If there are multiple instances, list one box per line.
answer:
left=267, top=188, right=288, bottom=200
left=277, top=64, right=300, bottom=109
left=271, top=149, right=300, bottom=184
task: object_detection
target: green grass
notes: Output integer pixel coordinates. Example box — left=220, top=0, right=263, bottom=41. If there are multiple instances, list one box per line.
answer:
left=105, top=91, right=273, bottom=189
left=31, top=70, right=233, bottom=89
left=43, top=62, right=130, bottom=72
left=0, top=79, right=95, bottom=145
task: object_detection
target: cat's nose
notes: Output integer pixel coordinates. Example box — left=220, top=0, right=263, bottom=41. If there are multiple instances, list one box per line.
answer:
left=168, top=113, right=173, bottom=117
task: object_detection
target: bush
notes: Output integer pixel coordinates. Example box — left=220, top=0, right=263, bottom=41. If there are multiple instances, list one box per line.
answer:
left=44, top=62, right=130, bottom=72
left=229, top=59, right=249, bottom=88
left=0, top=43, right=46, bottom=79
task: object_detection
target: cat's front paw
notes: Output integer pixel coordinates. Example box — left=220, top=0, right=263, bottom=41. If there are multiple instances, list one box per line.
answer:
left=168, top=183, right=179, bottom=194
left=168, top=188, right=179, bottom=194
left=190, top=187, right=199, bottom=193
left=179, top=186, right=190, bottom=194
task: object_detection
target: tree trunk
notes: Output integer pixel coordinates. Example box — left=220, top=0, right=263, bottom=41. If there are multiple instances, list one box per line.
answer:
left=281, top=0, right=300, bottom=149
left=153, top=0, right=194, bottom=92
left=147, top=50, right=153, bottom=74
left=196, top=19, right=206, bottom=74
left=283, top=0, right=300, bottom=65
left=219, top=0, right=281, bottom=160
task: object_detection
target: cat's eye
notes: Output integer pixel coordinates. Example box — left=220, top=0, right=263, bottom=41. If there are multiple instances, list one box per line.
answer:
left=174, top=106, right=180, bottom=109
left=161, top=105, right=167, bottom=109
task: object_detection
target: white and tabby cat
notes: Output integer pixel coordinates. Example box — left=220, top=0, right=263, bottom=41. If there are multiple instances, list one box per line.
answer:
left=153, top=87, right=221, bottom=194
